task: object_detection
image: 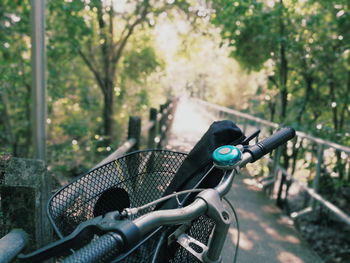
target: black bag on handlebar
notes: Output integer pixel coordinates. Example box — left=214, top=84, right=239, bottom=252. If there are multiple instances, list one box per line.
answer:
left=158, top=120, right=245, bottom=210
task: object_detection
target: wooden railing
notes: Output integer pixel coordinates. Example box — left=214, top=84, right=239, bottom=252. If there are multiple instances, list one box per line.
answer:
left=193, top=98, right=350, bottom=226
left=93, top=99, right=177, bottom=169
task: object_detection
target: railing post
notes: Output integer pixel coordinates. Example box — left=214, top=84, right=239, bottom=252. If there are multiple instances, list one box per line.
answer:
left=271, top=145, right=283, bottom=198
left=126, top=116, right=141, bottom=190
left=276, top=169, right=286, bottom=208
left=242, top=119, right=248, bottom=134
left=310, top=144, right=324, bottom=208
left=165, top=101, right=174, bottom=128
left=160, top=103, right=166, bottom=113
left=158, top=104, right=166, bottom=148
left=148, top=108, right=157, bottom=149
left=128, top=116, right=141, bottom=152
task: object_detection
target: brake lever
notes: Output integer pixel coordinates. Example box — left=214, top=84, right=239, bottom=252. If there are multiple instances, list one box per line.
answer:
left=18, top=211, right=124, bottom=262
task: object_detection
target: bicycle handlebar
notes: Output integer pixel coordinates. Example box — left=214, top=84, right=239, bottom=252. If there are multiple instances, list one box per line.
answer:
left=60, top=199, right=207, bottom=263
left=33, top=127, right=296, bottom=263
left=245, top=127, right=295, bottom=162
left=62, top=232, right=123, bottom=263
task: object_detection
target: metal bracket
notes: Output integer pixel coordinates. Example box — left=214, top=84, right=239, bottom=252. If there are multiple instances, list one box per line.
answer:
left=168, top=223, right=191, bottom=246
left=177, top=233, right=208, bottom=262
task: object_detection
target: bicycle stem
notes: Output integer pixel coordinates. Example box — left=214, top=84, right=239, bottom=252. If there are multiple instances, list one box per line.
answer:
left=215, top=151, right=253, bottom=197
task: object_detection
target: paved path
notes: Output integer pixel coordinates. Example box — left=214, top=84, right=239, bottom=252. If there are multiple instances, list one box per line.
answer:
left=165, top=97, right=322, bottom=263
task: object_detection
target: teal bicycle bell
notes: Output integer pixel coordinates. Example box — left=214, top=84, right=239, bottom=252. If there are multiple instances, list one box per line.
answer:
left=212, top=145, right=242, bottom=167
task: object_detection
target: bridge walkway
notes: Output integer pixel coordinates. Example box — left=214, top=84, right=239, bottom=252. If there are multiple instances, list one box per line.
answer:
left=164, top=97, right=322, bottom=263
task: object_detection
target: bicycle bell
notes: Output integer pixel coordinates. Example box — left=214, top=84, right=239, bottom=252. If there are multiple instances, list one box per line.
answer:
left=212, top=145, right=242, bottom=169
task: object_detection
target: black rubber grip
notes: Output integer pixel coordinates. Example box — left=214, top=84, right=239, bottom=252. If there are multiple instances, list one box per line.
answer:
left=246, top=127, right=295, bottom=162
left=62, top=233, right=123, bottom=263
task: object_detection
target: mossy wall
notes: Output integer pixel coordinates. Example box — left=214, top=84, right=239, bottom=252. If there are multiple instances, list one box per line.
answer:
left=0, top=155, right=52, bottom=252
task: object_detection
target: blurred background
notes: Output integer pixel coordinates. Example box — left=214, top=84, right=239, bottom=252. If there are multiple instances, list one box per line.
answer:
left=0, top=0, right=348, bottom=183
left=1, top=1, right=350, bottom=261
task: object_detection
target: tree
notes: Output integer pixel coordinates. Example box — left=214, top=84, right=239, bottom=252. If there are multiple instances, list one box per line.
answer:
left=211, top=0, right=350, bottom=187
left=48, top=0, right=189, bottom=146
left=211, top=0, right=293, bottom=123
left=211, top=0, right=349, bottom=142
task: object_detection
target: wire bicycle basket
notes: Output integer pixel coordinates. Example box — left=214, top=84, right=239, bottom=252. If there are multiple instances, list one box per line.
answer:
left=47, top=150, right=217, bottom=262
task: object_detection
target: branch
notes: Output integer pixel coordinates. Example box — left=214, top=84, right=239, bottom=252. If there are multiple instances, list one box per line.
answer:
left=76, top=45, right=105, bottom=93
left=61, top=11, right=105, bottom=93
left=109, top=7, right=114, bottom=42
left=112, top=0, right=150, bottom=64
left=87, top=39, right=99, bottom=67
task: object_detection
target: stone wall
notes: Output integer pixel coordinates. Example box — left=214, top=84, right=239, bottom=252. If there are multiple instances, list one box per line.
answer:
left=0, top=155, right=52, bottom=252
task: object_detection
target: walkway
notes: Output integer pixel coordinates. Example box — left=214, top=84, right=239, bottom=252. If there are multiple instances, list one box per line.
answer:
left=165, top=97, right=322, bottom=263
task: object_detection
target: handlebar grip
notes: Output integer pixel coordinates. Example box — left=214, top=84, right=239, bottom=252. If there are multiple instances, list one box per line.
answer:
left=246, top=127, right=295, bottom=162
left=62, top=232, right=123, bottom=263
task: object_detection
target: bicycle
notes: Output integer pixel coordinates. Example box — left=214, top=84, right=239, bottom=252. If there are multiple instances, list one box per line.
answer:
left=19, top=122, right=295, bottom=263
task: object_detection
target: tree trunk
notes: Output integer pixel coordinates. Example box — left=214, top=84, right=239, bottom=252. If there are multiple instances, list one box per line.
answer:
left=279, top=47, right=288, bottom=121
left=102, top=80, right=114, bottom=146
left=296, top=75, right=313, bottom=124
left=332, top=71, right=350, bottom=181
left=0, top=91, right=15, bottom=151
left=338, top=71, right=350, bottom=132
left=278, top=0, right=290, bottom=172
left=279, top=0, right=288, bottom=122
left=269, top=100, right=276, bottom=123
left=267, top=77, right=278, bottom=123
left=24, top=83, right=32, bottom=156
left=328, top=78, right=339, bottom=132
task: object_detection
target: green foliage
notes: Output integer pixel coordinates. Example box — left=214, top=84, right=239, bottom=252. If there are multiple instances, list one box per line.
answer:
left=45, top=0, right=191, bottom=150
left=211, top=0, right=350, bottom=194
left=212, top=0, right=278, bottom=71
left=0, top=0, right=190, bottom=178
left=2, top=0, right=347, bottom=183
left=0, top=0, right=31, bottom=157
left=211, top=0, right=350, bottom=145
left=123, top=46, right=163, bottom=83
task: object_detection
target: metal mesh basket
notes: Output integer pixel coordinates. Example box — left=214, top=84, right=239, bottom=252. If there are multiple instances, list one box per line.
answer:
left=47, top=150, right=216, bottom=262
